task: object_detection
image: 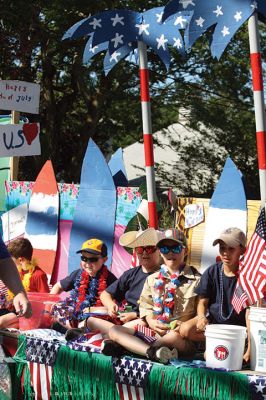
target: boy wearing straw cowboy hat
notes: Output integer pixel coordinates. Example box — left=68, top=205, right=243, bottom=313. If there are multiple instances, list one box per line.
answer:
left=101, top=228, right=201, bottom=364
left=85, top=228, right=162, bottom=335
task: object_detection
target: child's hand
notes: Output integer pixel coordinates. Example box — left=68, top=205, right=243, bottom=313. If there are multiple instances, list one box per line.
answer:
left=13, top=291, right=32, bottom=318
left=243, top=349, right=250, bottom=363
left=107, top=303, right=119, bottom=318
left=196, top=317, right=208, bottom=332
left=243, top=341, right=251, bottom=363
left=148, top=319, right=169, bottom=336
left=119, top=312, right=137, bottom=323
left=172, top=320, right=182, bottom=332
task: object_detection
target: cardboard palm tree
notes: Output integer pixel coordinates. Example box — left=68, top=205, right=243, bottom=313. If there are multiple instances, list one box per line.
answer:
left=163, top=0, right=266, bottom=203
left=63, top=7, right=190, bottom=228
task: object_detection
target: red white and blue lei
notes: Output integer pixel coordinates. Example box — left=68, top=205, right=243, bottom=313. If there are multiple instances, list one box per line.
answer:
left=153, top=264, right=182, bottom=324
left=51, top=266, right=108, bottom=325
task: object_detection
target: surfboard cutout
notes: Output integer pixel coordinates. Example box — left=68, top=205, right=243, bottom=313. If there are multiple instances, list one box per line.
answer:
left=68, top=138, right=116, bottom=273
left=108, top=147, right=128, bottom=187
left=200, top=157, right=247, bottom=273
left=24, top=160, right=59, bottom=276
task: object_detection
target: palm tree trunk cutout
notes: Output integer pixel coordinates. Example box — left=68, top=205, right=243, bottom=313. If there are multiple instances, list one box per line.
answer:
left=138, top=41, right=157, bottom=228
left=248, top=13, right=266, bottom=203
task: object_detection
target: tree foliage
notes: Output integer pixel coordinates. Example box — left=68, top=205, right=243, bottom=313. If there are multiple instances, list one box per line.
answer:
left=0, top=1, right=265, bottom=199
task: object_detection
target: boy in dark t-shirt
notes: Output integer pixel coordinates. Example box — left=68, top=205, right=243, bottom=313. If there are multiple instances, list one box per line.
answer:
left=50, top=238, right=117, bottom=329
left=179, top=227, right=250, bottom=362
left=85, top=228, right=162, bottom=334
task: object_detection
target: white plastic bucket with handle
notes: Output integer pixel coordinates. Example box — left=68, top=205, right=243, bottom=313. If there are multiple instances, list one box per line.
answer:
left=205, top=324, right=247, bottom=370
left=249, top=306, right=266, bottom=372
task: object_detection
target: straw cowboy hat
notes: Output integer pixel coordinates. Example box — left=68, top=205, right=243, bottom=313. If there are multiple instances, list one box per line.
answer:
left=119, top=228, right=163, bottom=249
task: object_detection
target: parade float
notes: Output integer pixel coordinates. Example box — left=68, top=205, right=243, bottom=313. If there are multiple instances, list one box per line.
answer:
left=0, top=1, right=266, bottom=399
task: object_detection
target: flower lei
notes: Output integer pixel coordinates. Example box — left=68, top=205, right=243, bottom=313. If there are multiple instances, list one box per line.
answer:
left=153, top=264, right=182, bottom=324
left=70, top=265, right=108, bottom=319
left=6, top=259, right=37, bottom=301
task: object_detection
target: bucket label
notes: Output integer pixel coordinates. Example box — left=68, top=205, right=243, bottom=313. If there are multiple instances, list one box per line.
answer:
left=258, top=330, right=266, bottom=368
left=214, top=345, right=229, bottom=361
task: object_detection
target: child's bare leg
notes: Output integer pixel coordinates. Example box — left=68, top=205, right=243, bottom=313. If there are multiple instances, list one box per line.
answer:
left=154, top=330, right=195, bottom=356
left=123, top=318, right=147, bottom=329
left=106, top=325, right=177, bottom=364
left=86, top=317, right=114, bottom=336
left=0, top=313, right=18, bottom=329
left=109, top=325, right=149, bottom=356
left=180, top=317, right=205, bottom=342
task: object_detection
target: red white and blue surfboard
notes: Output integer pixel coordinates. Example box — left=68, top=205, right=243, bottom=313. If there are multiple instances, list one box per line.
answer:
left=200, top=158, right=247, bottom=272
left=68, top=139, right=116, bottom=273
left=24, top=160, right=59, bottom=277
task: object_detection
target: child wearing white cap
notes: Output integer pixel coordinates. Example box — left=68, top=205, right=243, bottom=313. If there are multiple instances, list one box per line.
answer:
left=179, top=227, right=250, bottom=362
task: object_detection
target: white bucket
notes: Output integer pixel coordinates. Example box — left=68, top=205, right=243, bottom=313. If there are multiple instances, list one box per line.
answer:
left=205, top=324, right=247, bottom=370
left=249, top=306, right=266, bottom=372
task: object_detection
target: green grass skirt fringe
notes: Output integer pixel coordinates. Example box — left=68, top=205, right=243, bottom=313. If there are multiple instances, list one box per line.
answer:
left=51, top=346, right=119, bottom=400
left=145, top=364, right=251, bottom=400
left=11, top=336, right=251, bottom=400
left=13, top=335, right=33, bottom=400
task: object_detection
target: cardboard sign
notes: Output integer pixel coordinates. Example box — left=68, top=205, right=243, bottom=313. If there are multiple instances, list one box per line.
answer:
left=185, top=203, right=204, bottom=229
left=0, top=123, right=41, bottom=157
left=1, top=203, right=28, bottom=242
left=0, top=80, right=40, bottom=114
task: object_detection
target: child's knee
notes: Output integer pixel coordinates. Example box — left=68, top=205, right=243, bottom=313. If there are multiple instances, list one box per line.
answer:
left=109, top=325, right=123, bottom=341
left=179, top=322, right=190, bottom=338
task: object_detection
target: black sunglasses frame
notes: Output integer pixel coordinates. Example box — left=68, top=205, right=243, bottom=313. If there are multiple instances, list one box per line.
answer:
left=80, top=255, right=100, bottom=263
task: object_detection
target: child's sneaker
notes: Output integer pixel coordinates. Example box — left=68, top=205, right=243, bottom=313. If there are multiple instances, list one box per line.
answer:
left=146, top=346, right=178, bottom=364
left=51, top=322, right=68, bottom=335
left=101, top=339, right=126, bottom=357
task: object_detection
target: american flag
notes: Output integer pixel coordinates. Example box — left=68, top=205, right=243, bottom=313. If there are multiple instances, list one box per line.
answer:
left=248, top=374, right=266, bottom=400
left=112, top=355, right=152, bottom=400
left=67, top=330, right=103, bottom=353
left=24, top=336, right=61, bottom=400
left=134, top=324, right=157, bottom=344
left=232, top=208, right=266, bottom=313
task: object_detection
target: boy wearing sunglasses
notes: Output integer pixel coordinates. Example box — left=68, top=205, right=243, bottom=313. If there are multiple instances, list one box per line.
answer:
left=101, top=228, right=201, bottom=363
left=85, top=228, right=161, bottom=336
left=50, top=238, right=117, bottom=331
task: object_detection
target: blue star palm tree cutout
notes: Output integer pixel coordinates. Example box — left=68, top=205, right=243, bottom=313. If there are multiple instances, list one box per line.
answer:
left=63, top=7, right=191, bottom=74
left=163, top=0, right=266, bottom=59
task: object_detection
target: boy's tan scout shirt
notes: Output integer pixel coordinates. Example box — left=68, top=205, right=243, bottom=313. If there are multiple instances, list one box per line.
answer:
left=139, top=264, right=201, bottom=322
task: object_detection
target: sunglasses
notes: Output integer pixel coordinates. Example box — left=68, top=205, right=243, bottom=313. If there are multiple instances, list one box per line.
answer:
left=159, top=245, right=183, bottom=254
left=80, top=255, right=100, bottom=263
left=135, top=246, right=157, bottom=255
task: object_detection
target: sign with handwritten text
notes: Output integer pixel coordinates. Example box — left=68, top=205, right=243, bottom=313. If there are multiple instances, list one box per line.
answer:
left=0, top=123, right=41, bottom=157
left=185, top=203, right=204, bottom=229
left=1, top=203, right=28, bottom=242
left=0, top=80, right=40, bottom=114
